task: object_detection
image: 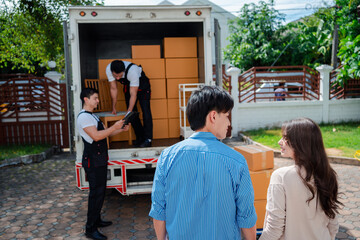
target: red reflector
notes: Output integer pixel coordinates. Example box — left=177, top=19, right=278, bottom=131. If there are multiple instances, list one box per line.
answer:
left=79, top=11, right=86, bottom=17
left=196, top=10, right=202, bottom=16
left=184, top=10, right=190, bottom=16
left=91, top=11, right=97, bottom=17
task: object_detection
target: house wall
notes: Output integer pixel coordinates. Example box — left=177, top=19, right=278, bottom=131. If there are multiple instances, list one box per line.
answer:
left=235, top=99, right=360, bottom=131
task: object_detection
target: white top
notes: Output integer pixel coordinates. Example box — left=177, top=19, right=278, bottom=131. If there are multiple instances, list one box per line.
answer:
left=77, top=110, right=100, bottom=144
left=106, top=61, right=142, bottom=87
left=259, top=165, right=339, bottom=240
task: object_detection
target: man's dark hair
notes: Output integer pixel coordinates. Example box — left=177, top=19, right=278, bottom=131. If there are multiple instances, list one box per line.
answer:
left=110, top=60, right=125, bottom=74
left=80, top=88, right=98, bottom=105
left=186, top=85, right=234, bottom=131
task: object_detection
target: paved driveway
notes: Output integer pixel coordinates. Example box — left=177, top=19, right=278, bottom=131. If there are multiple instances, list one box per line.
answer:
left=0, top=153, right=359, bottom=239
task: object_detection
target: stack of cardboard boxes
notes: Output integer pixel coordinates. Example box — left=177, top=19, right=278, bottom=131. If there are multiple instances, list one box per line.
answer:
left=234, top=144, right=274, bottom=230
left=96, top=37, right=199, bottom=143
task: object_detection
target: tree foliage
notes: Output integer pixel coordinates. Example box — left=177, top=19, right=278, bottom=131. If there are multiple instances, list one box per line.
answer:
left=224, top=0, right=285, bottom=71
left=224, top=0, right=335, bottom=72
left=336, top=0, right=360, bottom=84
left=0, top=0, right=103, bottom=75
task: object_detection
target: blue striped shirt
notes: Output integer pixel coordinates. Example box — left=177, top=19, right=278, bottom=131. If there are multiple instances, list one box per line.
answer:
left=149, top=132, right=257, bottom=240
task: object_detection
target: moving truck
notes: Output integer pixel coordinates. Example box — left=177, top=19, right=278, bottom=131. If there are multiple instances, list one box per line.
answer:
left=68, top=5, right=220, bottom=195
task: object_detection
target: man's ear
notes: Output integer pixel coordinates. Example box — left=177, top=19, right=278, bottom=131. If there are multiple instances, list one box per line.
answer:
left=208, top=110, right=217, bottom=124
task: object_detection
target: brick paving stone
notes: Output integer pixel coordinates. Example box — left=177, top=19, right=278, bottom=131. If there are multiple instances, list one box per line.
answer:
left=1, top=153, right=359, bottom=240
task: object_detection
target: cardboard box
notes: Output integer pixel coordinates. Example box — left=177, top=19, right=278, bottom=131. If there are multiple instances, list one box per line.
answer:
left=150, top=79, right=166, bottom=99
left=164, top=37, right=197, bottom=58
left=132, top=45, right=161, bottom=59
left=115, top=100, right=127, bottom=112
left=166, top=78, right=198, bottom=99
left=98, top=59, right=132, bottom=80
left=167, top=98, right=179, bottom=118
left=151, top=99, right=168, bottom=119
left=132, top=59, right=165, bottom=79
left=153, top=119, right=169, bottom=139
left=109, top=125, right=136, bottom=142
left=165, top=58, right=198, bottom=78
left=254, top=200, right=267, bottom=229
left=168, top=118, right=180, bottom=138
left=250, top=169, right=273, bottom=200
left=234, top=145, right=274, bottom=171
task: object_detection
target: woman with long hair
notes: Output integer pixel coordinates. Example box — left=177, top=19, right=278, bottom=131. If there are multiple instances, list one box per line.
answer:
left=259, top=118, right=342, bottom=240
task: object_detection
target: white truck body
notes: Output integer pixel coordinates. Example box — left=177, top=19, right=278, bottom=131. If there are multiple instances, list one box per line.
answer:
left=68, top=6, right=216, bottom=195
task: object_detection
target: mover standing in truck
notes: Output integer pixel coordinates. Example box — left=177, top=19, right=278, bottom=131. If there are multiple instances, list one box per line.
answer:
left=149, top=86, right=257, bottom=240
left=77, top=88, right=129, bottom=240
left=106, top=60, right=153, bottom=148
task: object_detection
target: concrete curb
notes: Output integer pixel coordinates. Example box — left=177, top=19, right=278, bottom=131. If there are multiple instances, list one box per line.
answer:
left=238, top=133, right=360, bottom=166
left=0, top=146, right=62, bottom=168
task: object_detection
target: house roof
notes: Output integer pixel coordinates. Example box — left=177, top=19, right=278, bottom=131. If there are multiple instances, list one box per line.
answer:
left=182, top=0, right=235, bottom=18
left=158, top=0, right=175, bottom=5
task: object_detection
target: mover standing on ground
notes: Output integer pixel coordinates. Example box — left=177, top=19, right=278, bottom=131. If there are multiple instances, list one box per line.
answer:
left=77, top=88, right=129, bottom=240
left=106, top=60, right=153, bottom=148
left=149, top=86, right=257, bottom=240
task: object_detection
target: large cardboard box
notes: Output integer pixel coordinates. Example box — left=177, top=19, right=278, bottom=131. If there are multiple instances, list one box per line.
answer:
left=250, top=169, right=273, bottom=200
left=151, top=99, right=168, bottom=119
left=132, top=59, right=165, bottom=79
left=254, top=200, right=267, bottom=229
left=153, top=119, right=169, bottom=139
left=165, top=58, right=198, bottom=78
left=132, top=45, right=161, bottom=59
left=166, top=78, right=198, bottom=99
left=164, top=37, right=197, bottom=58
left=150, top=79, right=166, bottom=99
left=98, top=59, right=131, bottom=80
left=168, top=118, right=180, bottom=138
left=234, top=145, right=274, bottom=171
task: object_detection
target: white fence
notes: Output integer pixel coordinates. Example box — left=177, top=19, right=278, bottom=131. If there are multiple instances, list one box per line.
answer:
left=227, top=65, right=360, bottom=133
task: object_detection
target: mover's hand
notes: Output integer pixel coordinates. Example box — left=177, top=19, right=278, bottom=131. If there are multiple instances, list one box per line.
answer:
left=112, top=107, right=117, bottom=115
left=113, top=119, right=125, bottom=130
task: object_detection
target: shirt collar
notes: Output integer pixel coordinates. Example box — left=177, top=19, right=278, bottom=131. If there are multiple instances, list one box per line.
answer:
left=189, top=131, right=218, bottom=140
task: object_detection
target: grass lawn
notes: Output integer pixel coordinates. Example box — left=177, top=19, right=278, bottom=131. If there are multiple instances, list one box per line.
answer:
left=242, top=122, right=360, bottom=158
left=0, top=144, right=51, bottom=161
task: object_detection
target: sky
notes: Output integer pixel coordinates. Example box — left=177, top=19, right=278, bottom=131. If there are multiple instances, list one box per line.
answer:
left=103, top=0, right=335, bottom=23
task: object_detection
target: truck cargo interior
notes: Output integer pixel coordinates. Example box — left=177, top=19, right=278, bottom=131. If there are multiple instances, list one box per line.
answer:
left=78, top=22, right=205, bottom=81
left=78, top=22, right=205, bottom=149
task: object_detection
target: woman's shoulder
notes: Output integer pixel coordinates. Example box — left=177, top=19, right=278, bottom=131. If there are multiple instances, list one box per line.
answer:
left=271, top=165, right=298, bottom=184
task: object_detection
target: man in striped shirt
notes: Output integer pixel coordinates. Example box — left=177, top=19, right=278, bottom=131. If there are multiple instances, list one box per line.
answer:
left=149, top=86, right=257, bottom=240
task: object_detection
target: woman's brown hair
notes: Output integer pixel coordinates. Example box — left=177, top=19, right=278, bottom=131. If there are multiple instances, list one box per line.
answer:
left=282, top=117, right=342, bottom=219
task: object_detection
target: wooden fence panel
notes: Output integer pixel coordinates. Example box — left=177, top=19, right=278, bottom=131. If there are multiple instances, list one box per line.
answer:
left=0, top=75, right=69, bottom=147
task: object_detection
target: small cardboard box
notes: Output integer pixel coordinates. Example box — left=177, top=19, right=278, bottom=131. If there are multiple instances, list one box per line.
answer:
left=132, top=45, right=161, bottom=59
left=254, top=200, right=267, bottom=229
left=166, top=78, right=198, bottom=99
left=250, top=169, right=273, bottom=200
left=165, top=58, right=198, bottom=78
left=234, top=145, right=274, bottom=171
left=150, top=79, right=166, bottom=99
left=168, top=118, right=180, bottom=138
left=151, top=99, right=168, bottom=119
left=164, top=37, right=197, bottom=58
left=132, top=58, right=165, bottom=79
left=167, top=98, right=179, bottom=118
left=153, top=119, right=169, bottom=139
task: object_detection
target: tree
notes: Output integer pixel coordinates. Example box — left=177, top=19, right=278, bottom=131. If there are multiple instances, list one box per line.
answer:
left=224, top=0, right=285, bottom=71
left=0, top=0, right=103, bottom=75
left=336, top=0, right=360, bottom=85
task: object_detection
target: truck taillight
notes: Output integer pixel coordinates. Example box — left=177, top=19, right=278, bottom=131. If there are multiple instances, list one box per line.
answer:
left=79, top=11, right=86, bottom=17
left=184, top=10, right=190, bottom=16
left=196, top=10, right=202, bottom=16
left=91, top=11, right=97, bottom=17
